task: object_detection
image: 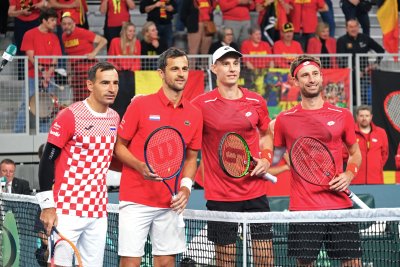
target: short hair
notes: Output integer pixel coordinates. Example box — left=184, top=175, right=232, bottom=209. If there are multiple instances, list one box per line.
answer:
left=316, top=22, right=329, bottom=36
left=356, top=105, right=372, bottom=115
left=1, top=158, right=16, bottom=166
left=218, top=26, right=234, bottom=41
left=290, top=55, right=322, bottom=78
left=157, top=47, right=188, bottom=70
left=248, top=25, right=261, bottom=35
left=87, top=61, right=117, bottom=82
left=142, top=21, right=156, bottom=43
left=346, top=18, right=359, bottom=27
left=39, top=8, right=58, bottom=22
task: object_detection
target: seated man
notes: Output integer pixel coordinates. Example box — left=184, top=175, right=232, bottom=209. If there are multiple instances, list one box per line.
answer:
left=0, top=158, right=31, bottom=195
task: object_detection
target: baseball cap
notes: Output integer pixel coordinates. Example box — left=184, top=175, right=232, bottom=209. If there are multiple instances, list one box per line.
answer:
left=212, top=46, right=242, bottom=64
left=282, top=22, right=294, bottom=33
left=61, top=11, right=73, bottom=20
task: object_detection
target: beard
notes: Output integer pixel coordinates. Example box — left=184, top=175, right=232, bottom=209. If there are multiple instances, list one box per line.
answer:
left=165, top=78, right=186, bottom=92
left=301, top=84, right=323, bottom=98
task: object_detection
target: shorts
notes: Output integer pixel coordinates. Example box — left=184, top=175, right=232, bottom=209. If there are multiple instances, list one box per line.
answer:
left=118, top=201, right=186, bottom=257
left=49, top=214, right=107, bottom=267
left=288, top=221, right=362, bottom=262
left=206, top=195, right=272, bottom=245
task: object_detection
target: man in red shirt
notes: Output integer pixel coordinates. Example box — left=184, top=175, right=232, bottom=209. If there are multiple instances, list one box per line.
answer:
left=61, top=12, right=107, bottom=102
left=353, top=105, right=389, bottom=184
left=240, top=26, right=273, bottom=69
left=15, top=7, right=62, bottom=133
left=272, top=22, right=303, bottom=68
left=36, top=61, right=120, bottom=266
left=274, top=55, right=362, bottom=266
left=115, top=48, right=203, bottom=267
left=191, top=46, right=273, bottom=266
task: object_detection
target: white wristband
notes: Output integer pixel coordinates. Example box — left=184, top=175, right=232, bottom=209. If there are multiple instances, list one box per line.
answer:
left=35, top=190, right=55, bottom=210
left=180, top=177, right=193, bottom=193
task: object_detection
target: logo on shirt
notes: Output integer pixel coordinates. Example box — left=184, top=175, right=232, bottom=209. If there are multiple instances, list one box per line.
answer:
left=149, top=115, right=160, bottom=121
left=50, top=130, right=60, bottom=137
left=359, top=42, right=367, bottom=48
left=327, top=121, right=335, bottom=126
left=184, top=120, right=191, bottom=126
left=53, top=122, right=61, bottom=130
left=84, top=125, right=94, bottom=130
left=245, top=112, right=252, bottom=117
left=372, top=138, right=378, bottom=143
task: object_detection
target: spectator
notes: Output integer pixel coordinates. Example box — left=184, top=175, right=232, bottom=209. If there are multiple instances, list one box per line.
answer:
left=272, top=22, right=303, bottom=68
left=61, top=11, right=107, bottom=102
left=289, top=0, right=327, bottom=51
left=180, top=0, right=214, bottom=55
left=352, top=105, right=388, bottom=184
left=0, top=159, right=31, bottom=195
left=108, top=21, right=141, bottom=119
left=208, top=26, right=239, bottom=54
left=8, top=0, right=44, bottom=79
left=140, top=0, right=177, bottom=47
left=218, top=0, right=255, bottom=46
left=336, top=19, right=384, bottom=105
left=140, top=21, right=168, bottom=70
left=15, top=7, right=62, bottom=133
left=340, top=0, right=371, bottom=36
left=307, top=22, right=337, bottom=68
left=100, top=0, right=136, bottom=50
left=320, top=0, right=335, bottom=37
left=241, top=26, right=274, bottom=70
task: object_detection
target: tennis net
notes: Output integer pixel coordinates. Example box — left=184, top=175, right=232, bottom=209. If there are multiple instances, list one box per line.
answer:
left=1, top=193, right=400, bottom=266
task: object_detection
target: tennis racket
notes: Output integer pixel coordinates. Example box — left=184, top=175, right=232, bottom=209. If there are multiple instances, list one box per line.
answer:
left=144, top=126, right=186, bottom=227
left=384, top=91, right=400, bottom=132
left=218, top=132, right=277, bottom=183
left=50, top=227, right=83, bottom=267
left=289, top=136, right=369, bottom=209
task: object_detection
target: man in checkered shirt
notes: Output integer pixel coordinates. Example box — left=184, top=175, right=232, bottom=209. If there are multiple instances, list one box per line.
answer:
left=35, top=61, right=120, bottom=267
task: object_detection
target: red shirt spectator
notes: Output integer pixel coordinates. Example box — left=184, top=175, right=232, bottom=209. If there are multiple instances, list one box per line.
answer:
left=241, top=27, right=273, bottom=69
left=273, top=22, right=303, bottom=68
left=307, top=22, right=337, bottom=68
left=289, top=0, right=326, bottom=34
left=8, top=0, right=42, bottom=21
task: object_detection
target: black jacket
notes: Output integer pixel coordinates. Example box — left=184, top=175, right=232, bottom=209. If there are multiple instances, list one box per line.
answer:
left=11, top=177, right=31, bottom=195
left=140, top=0, right=177, bottom=25
left=180, top=0, right=214, bottom=33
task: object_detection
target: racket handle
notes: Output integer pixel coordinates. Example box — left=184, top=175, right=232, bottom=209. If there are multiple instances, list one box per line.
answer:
left=345, top=189, right=370, bottom=209
left=262, top=173, right=278, bottom=183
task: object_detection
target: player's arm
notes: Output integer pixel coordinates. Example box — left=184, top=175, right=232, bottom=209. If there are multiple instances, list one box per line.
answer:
left=114, top=136, right=161, bottom=181
left=87, top=34, right=107, bottom=59
left=171, top=148, right=199, bottom=213
left=381, top=131, right=389, bottom=166
left=329, top=142, right=362, bottom=192
left=35, top=142, right=61, bottom=235
left=251, top=127, right=273, bottom=176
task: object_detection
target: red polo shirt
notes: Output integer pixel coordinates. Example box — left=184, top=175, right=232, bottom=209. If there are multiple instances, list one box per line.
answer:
left=62, top=27, right=96, bottom=55
left=118, top=89, right=203, bottom=208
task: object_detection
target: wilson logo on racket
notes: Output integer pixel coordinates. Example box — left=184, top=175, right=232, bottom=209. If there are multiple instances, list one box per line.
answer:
left=149, top=139, right=178, bottom=165
left=224, top=147, right=247, bottom=164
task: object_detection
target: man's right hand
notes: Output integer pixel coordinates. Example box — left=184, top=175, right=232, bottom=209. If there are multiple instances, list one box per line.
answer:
left=40, top=208, right=58, bottom=236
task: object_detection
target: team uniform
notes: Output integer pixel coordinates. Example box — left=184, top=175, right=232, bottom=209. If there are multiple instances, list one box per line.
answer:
left=62, top=27, right=97, bottom=102
left=108, top=37, right=141, bottom=71
left=240, top=40, right=273, bottom=69
left=118, top=89, right=203, bottom=257
left=44, top=100, right=119, bottom=266
left=274, top=102, right=361, bottom=260
left=191, top=87, right=272, bottom=245
left=353, top=122, right=389, bottom=184
left=103, top=0, right=131, bottom=48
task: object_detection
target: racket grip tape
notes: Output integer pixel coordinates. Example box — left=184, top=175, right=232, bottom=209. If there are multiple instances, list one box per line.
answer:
left=345, top=189, right=370, bottom=209
left=262, top=173, right=278, bottom=183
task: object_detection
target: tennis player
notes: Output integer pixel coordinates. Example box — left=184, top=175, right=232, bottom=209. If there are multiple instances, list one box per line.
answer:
left=191, top=46, right=274, bottom=266
left=35, top=62, right=120, bottom=267
left=115, top=47, right=203, bottom=267
left=273, top=55, right=363, bottom=266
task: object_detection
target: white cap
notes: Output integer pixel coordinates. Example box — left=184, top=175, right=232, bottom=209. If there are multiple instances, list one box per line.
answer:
left=212, top=46, right=242, bottom=64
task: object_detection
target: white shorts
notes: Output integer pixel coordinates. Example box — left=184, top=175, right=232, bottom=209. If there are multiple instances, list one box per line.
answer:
left=49, top=214, right=107, bottom=267
left=118, top=201, right=186, bottom=257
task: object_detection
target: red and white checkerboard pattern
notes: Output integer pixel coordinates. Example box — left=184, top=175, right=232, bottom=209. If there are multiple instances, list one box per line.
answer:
left=55, top=102, right=119, bottom=218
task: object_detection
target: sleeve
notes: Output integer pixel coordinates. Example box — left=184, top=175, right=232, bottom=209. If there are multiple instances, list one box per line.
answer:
left=396, top=144, right=400, bottom=170
left=256, top=96, right=271, bottom=131
left=381, top=129, right=389, bottom=165
left=317, top=0, right=325, bottom=9
left=187, top=111, right=203, bottom=151
left=47, top=108, right=75, bottom=148
left=218, top=0, right=239, bottom=12
left=87, top=29, right=97, bottom=43
left=117, top=98, right=141, bottom=141
left=52, top=34, right=62, bottom=56
left=273, top=116, right=286, bottom=147
left=342, top=110, right=357, bottom=146
left=22, top=180, right=31, bottom=195
left=140, top=0, right=149, bottom=13
left=20, top=30, right=33, bottom=52
left=9, top=0, right=16, bottom=6
left=307, top=38, right=317, bottom=54
left=108, top=38, right=118, bottom=55
left=368, top=36, right=385, bottom=54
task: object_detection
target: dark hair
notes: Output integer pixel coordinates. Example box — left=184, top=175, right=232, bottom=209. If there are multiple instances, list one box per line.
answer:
left=0, top=158, right=16, bottom=166
left=157, top=47, right=188, bottom=70
left=39, top=8, right=58, bottom=22
left=346, top=18, right=359, bottom=27
left=290, top=55, right=321, bottom=78
left=356, top=105, right=372, bottom=115
left=87, top=61, right=117, bottom=82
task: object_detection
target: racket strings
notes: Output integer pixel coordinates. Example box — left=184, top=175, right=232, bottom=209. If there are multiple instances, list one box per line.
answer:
left=385, top=94, right=400, bottom=129
left=291, top=138, right=335, bottom=185
left=145, top=129, right=184, bottom=178
left=221, top=134, right=249, bottom=177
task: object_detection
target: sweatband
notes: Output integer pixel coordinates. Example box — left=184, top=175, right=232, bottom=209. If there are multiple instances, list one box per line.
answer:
left=261, top=149, right=273, bottom=164
left=346, top=163, right=359, bottom=177
left=36, top=190, right=55, bottom=210
left=180, top=177, right=193, bottom=193
left=293, top=61, right=320, bottom=78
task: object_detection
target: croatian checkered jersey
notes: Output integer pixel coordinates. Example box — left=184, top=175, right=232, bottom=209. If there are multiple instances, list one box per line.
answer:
left=47, top=101, right=119, bottom=218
